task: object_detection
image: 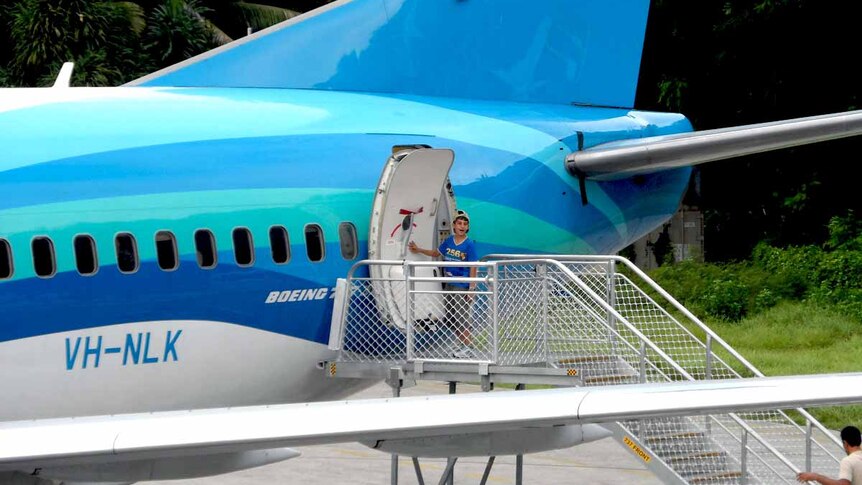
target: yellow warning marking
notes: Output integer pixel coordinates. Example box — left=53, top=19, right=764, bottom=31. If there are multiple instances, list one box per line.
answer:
left=566, top=368, right=578, bottom=376
left=623, top=436, right=651, bottom=463
left=329, top=363, right=337, bottom=376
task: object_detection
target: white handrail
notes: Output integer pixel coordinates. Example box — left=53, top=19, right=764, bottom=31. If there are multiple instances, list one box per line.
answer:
left=483, top=254, right=843, bottom=450
left=339, top=255, right=841, bottom=480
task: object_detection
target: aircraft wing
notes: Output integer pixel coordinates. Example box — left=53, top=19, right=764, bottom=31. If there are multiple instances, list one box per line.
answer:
left=568, top=109, right=862, bottom=180
left=2, top=372, right=862, bottom=470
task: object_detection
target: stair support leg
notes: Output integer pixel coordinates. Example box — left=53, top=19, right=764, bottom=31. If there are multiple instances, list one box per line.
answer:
left=412, top=457, right=425, bottom=485
left=390, top=369, right=402, bottom=485
left=516, top=455, right=524, bottom=485
left=445, top=382, right=456, bottom=485
left=515, top=384, right=525, bottom=484
left=437, top=458, right=458, bottom=485
left=479, top=456, right=496, bottom=485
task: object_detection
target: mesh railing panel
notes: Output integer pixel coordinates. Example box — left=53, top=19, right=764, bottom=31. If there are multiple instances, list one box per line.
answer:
left=557, top=259, right=843, bottom=483
left=408, top=268, right=494, bottom=361
left=336, top=257, right=843, bottom=484
left=339, top=276, right=408, bottom=362
left=339, top=263, right=496, bottom=362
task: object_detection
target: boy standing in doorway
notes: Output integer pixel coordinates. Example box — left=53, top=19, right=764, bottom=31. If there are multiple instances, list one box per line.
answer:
left=408, top=211, right=478, bottom=357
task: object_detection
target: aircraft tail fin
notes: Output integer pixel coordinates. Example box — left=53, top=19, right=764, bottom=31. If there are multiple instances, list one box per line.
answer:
left=130, top=0, right=650, bottom=108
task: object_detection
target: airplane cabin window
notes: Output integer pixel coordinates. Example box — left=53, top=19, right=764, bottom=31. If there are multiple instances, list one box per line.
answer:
left=269, top=226, right=290, bottom=264
left=338, top=222, right=358, bottom=260
left=155, top=231, right=179, bottom=271
left=74, top=235, right=98, bottom=275
left=0, top=239, right=12, bottom=279
left=32, top=237, right=56, bottom=278
left=304, top=224, right=325, bottom=262
left=233, top=228, right=255, bottom=266
left=194, top=230, right=217, bottom=269
left=115, top=233, right=139, bottom=273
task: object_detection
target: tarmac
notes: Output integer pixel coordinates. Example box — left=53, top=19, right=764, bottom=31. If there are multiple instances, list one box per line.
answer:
left=147, top=381, right=662, bottom=484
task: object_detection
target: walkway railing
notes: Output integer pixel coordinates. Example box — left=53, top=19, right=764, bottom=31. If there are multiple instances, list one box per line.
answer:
left=332, top=256, right=843, bottom=484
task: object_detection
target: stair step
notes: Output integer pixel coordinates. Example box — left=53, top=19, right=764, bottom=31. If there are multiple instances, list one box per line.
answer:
left=583, top=373, right=640, bottom=385
left=667, top=451, right=731, bottom=477
left=644, top=431, right=705, bottom=442
left=666, top=451, right=725, bottom=463
left=641, top=431, right=710, bottom=455
left=687, top=471, right=743, bottom=484
left=557, top=354, right=618, bottom=364
left=629, top=417, right=691, bottom=435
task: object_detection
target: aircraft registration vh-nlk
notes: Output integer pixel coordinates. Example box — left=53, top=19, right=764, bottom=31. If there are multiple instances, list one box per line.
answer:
left=2, top=0, right=862, bottom=483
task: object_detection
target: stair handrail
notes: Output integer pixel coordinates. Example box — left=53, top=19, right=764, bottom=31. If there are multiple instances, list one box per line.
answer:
left=522, top=259, right=805, bottom=481
left=484, top=254, right=765, bottom=375
left=484, top=254, right=843, bottom=451
left=614, top=271, right=842, bottom=463
left=344, top=257, right=695, bottom=380
left=494, top=258, right=698, bottom=382
left=612, top=255, right=841, bottom=453
left=703, top=413, right=799, bottom=483
left=543, top=274, right=680, bottom=384
left=343, top=257, right=812, bottom=481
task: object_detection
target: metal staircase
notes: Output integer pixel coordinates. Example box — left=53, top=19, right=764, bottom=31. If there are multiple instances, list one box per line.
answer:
left=328, top=255, right=844, bottom=484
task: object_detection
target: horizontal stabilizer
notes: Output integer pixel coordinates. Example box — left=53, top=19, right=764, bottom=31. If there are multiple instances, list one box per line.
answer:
left=568, top=109, right=862, bottom=180
left=129, top=0, right=650, bottom=108
left=3, top=372, right=862, bottom=469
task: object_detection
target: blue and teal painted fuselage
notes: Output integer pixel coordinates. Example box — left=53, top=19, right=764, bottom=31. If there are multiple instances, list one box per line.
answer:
left=0, top=86, right=691, bottom=419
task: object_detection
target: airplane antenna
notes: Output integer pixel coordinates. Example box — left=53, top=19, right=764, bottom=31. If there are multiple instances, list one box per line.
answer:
left=52, top=62, right=75, bottom=88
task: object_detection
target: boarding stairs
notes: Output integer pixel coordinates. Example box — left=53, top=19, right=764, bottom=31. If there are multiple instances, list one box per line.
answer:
left=327, top=255, right=844, bottom=484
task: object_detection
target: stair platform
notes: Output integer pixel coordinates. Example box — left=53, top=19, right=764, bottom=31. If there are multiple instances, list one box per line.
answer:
left=325, top=360, right=583, bottom=388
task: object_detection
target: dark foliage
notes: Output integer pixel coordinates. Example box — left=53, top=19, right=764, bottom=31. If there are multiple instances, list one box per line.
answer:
left=650, top=213, right=862, bottom=322
left=0, top=0, right=331, bottom=86
left=638, top=0, right=862, bottom=260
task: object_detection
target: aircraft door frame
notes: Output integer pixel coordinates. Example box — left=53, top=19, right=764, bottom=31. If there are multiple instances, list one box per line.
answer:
left=368, top=147, right=457, bottom=329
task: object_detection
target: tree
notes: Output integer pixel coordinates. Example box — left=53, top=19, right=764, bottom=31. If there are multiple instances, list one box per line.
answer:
left=0, top=0, right=331, bottom=86
left=3, top=0, right=147, bottom=86
left=637, top=0, right=862, bottom=260
left=143, top=0, right=214, bottom=67
left=201, top=0, right=301, bottom=43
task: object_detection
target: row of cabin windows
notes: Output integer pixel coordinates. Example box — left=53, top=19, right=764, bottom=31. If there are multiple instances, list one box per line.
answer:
left=0, top=223, right=359, bottom=280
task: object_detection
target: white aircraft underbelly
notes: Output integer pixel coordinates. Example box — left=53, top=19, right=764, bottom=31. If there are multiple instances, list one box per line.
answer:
left=0, top=321, right=375, bottom=421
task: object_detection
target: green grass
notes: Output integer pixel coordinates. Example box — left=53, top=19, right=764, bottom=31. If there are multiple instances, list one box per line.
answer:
left=704, top=301, right=862, bottom=429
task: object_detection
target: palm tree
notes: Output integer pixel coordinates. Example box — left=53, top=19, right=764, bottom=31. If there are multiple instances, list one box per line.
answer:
left=137, top=0, right=312, bottom=47
left=0, top=0, right=331, bottom=86
left=200, top=0, right=303, bottom=44
left=143, top=0, right=215, bottom=66
left=0, top=2, right=13, bottom=84
left=4, top=0, right=147, bottom=86
left=142, top=0, right=333, bottom=69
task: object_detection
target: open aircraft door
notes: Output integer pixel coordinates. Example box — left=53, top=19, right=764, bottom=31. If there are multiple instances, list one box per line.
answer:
left=369, top=147, right=456, bottom=329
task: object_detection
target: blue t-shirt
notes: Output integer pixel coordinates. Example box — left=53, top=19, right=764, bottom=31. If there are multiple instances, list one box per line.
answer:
left=438, top=236, right=478, bottom=288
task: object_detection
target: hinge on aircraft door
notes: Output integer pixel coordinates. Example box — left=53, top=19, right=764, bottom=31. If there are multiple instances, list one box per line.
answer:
left=570, top=131, right=589, bottom=206
left=391, top=144, right=433, bottom=158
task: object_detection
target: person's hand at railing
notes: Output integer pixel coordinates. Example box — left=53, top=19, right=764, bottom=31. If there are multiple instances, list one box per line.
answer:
left=407, top=240, right=440, bottom=258
left=796, top=471, right=849, bottom=484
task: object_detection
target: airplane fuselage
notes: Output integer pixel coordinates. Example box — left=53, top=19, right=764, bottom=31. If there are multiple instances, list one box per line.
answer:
left=0, top=87, right=692, bottom=420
